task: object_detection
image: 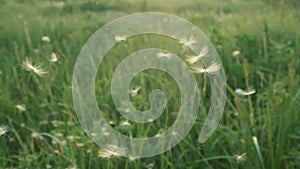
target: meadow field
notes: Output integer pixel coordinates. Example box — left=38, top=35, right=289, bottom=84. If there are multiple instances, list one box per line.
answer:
left=0, top=0, right=299, bottom=168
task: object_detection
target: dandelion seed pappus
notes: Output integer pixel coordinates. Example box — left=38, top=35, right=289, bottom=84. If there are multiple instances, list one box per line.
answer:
left=72, top=12, right=226, bottom=158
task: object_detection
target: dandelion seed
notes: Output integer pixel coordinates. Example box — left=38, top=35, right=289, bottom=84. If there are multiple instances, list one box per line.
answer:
left=114, top=34, right=127, bottom=42
left=129, top=87, right=141, bottom=97
left=235, top=88, right=256, bottom=96
left=101, top=127, right=110, bottom=136
left=154, top=133, right=161, bottom=137
left=34, top=49, right=40, bottom=54
left=145, top=163, right=154, bottom=169
left=42, top=36, right=51, bottom=42
left=232, top=50, right=241, bottom=57
left=128, top=156, right=137, bottom=161
left=120, top=120, right=131, bottom=127
left=15, top=104, right=26, bottom=112
left=106, top=144, right=127, bottom=156
left=22, top=58, right=47, bottom=76
left=171, top=131, right=178, bottom=136
left=109, top=120, right=115, bottom=125
left=0, top=125, right=8, bottom=136
left=9, top=137, right=15, bottom=142
left=191, top=62, right=221, bottom=74
left=217, top=45, right=223, bottom=50
left=185, top=46, right=209, bottom=64
left=51, top=120, right=63, bottom=127
left=236, top=153, right=247, bottom=162
left=157, top=52, right=172, bottom=58
left=49, top=52, right=58, bottom=63
left=98, top=148, right=113, bottom=158
left=90, top=132, right=97, bottom=137
left=179, top=35, right=197, bottom=48
left=119, top=120, right=132, bottom=131
left=98, top=144, right=127, bottom=158
left=124, top=108, right=130, bottom=113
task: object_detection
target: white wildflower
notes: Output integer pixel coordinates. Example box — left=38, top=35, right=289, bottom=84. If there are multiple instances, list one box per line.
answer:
left=42, top=36, right=51, bottom=42
left=129, top=87, right=141, bottom=97
left=232, top=50, right=241, bottom=57
left=114, top=34, right=127, bottom=42
left=67, top=135, right=80, bottom=141
left=191, top=62, right=221, bottom=74
left=185, top=46, right=209, bottom=64
left=15, top=104, right=26, bottom=112
left=22, top=58, right=47, bottom=76
left=51, top=120, right=63, bottom=127
left=31, top=132, right=44, bottom=140
left=49, top=52, right=58, bottom=63
left=65, top=165, right=77, bottom=169
left=235, top=88, right=256, bottom=96
left=77, top=143, right=84, bottom=147
left=34, top=49, right=40, bottom=54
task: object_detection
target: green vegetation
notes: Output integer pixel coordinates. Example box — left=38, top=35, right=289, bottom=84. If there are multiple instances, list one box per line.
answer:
left=0, top=0, right=299, bottom=168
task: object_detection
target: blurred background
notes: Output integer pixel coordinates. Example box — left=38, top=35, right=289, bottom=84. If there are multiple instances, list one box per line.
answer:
left=0, top=0, right=299, bottom=168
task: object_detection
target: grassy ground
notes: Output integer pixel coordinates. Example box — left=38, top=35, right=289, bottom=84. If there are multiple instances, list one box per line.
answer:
left=0, top=0, right=299, bottom=168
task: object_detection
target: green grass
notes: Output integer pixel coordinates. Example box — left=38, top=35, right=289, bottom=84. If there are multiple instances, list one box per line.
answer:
left=0, top=0, right=299, bottom=168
